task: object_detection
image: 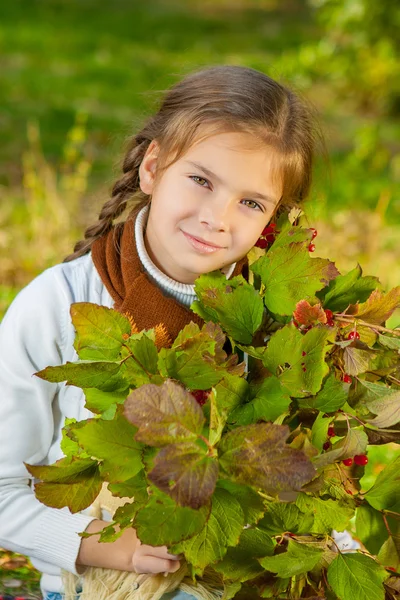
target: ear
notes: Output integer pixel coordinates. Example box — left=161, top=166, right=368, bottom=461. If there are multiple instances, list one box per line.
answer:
left=138, top=140, right=160, bottom=195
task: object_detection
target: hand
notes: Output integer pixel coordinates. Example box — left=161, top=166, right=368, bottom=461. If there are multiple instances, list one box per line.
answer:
left=131, top=539, right=181, bottom=574
left=76, top=519, right=181, bottom=575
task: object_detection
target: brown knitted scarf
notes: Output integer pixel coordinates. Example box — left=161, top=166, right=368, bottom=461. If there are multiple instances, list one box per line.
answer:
left=91, top=213, right=248, bottom=343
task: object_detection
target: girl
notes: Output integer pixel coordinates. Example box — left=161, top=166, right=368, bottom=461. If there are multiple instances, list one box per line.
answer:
left=0, top=65, right=318, bottom=600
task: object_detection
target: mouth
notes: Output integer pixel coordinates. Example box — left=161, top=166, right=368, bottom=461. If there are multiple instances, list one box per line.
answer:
left=181, top=231, right=225, bottom=254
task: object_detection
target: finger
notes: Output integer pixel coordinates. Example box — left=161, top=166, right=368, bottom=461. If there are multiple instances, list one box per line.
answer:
left=133, top=556, right=180, bottom=574
left=142, top=544, right=180, bottom=560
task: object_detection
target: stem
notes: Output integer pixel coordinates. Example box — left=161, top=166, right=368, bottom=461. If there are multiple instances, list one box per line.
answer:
left=382, top=512, right=393, bottom=537
left=335, top=316, right=400, bottom=337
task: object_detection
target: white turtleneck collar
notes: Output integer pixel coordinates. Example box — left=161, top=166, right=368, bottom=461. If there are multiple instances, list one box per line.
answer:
left=135, top=205, right=236, bottom=308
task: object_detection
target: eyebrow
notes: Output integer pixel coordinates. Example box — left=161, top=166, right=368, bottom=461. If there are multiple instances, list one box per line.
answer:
left=185, top=160, right=277, bottom=204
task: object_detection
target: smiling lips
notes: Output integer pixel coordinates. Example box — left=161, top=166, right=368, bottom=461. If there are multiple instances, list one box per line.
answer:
left=182, top=231, right=224, bottom=254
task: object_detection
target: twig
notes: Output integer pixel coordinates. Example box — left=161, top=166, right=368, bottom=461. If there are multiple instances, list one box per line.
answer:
left=335, top=317, right=400, bottom=337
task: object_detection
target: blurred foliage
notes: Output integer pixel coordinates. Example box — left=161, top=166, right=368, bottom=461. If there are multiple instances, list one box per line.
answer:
left=0, top=548, right=41, bottom=599
left=0, top=113, right=90, bottom=289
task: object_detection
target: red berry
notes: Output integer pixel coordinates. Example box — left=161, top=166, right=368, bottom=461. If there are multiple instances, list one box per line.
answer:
left=302, top=366, right=307, bottom=372
left=324, top=309, right=333, bottom=320
left=345, top=489, right=353, bottom=495
left=354, top=454, right=368, bottom=466
left=302, top=351, right=307, bottom=356
left=328, top=426, right=335, bottom=437
left=308, top=243, right=316, bottom=252
left=191, top=390, right=209, bottom=406
left=262, top=223, right=276, bottom=235
left=387, top=567, right=396, bottom=572
left=343, top=374, right=352, bottom=384
left=347, top=331, right=360, bottom=340
left=255, top=237, right=268, bottom=249
left=342, top=457, right=353, bottom=466
left=327, top=319, right=335, bottom=327
left=310, top=228, right=318, bottom=239
left=323, top=441, right=331, bottom=451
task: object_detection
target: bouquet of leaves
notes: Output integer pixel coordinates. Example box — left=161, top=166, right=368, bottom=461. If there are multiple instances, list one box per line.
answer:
left=26, top=212, right=400, bottom=600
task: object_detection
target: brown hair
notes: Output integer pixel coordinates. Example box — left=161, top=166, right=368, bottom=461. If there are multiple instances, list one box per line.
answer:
left=65, top=65, right=322, bottom=262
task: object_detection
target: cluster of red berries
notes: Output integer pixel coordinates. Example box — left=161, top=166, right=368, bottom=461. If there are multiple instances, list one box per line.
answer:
left=342, top=455, right=368, bottom=467
left=191, top=389, right=210, bottom=406
left=255, top=223, right=278, bottom=249
left=308, top=228, right=317, bottom=253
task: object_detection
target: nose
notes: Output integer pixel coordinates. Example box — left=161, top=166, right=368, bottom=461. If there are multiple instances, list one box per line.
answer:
left=198, top=195, right=230, bottom=232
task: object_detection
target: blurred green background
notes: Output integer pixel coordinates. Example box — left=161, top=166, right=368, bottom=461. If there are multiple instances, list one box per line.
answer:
left=0, top=0, right=399, bottom=596
left=1, top=0, right=400, bottom=319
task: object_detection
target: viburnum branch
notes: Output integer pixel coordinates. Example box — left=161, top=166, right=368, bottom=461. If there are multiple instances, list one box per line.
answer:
left=382, top=512, right=393, bottom=537
left=334, top=316, right=400, bottom=336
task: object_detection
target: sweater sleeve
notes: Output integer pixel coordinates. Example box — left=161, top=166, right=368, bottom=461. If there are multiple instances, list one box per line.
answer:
left=0, top=267, right=96, bottom=575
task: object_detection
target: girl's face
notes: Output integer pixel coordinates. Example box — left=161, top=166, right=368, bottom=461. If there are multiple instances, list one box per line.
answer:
left=139, top=131, right=283, bottom=284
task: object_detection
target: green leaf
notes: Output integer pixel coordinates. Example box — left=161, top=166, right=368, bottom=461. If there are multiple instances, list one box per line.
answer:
left=26, top=458, right=102, bottom=513
left=268, top=224, right=312, bottom=250
left=214, top=527, right=275, bottom=582
left=295, top=494, right=354, bottom=534
left=108, top=470, right=149, bottom=504
left=343, top=345, right=375, bottom=376
left=327, top=553, right=387, bottom=600
left=365, top=456, right=400, bottom=513
left=378, top=334, right=400, bottom=351
left=262, top=324, right=335, bottom=397
left=158, top=323, right=227, bottom=389
left=377, top=535, right=400, bottom=569
left=259, top=539, right=323, bottom=578
left=311, top=412, right=332, bottom=451
left=149, top=442, right=218, bottom=509
left=317, top=265, right=380, bottom=312
left=363, top=384, right=400, bottom=428
left=214, top=375, right=249, bottom=412
left=134, top=488, right=210, bottom=547
left=258, top=502, right=314, bottom=536
left=36, top=360, right=124, bottom=391
left=26, top=456, right=98, bottom=482
left=71, top=302, right=131, bottom=360
left=125, top=331, right=159, bottom=373
left=219, top=423, right=316, bottom=495
left=60, top=418, right=89, bottom=458
left=192, top=272, right=264, bottom=344
left=251, top=242, right=338, bottom=315
left=355, top=504, right=388, bottom=556
left=298, top=373, right=348, bottom=412
left=83, top=387, right=128, bottom=415
left=68, top=411, right=144, bottom=483
left=217, top=480, right=265, bottom=526
left=124, top=380, right=205, bottom=446
left=172, top=487, right=244, bottom=573
left=228, top=376, right=291, bottom=426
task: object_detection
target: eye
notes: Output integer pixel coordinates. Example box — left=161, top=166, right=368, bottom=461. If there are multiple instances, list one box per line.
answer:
left=190, top=175, right=210, bottom=188
left=241, top=199, right=263, bottom=211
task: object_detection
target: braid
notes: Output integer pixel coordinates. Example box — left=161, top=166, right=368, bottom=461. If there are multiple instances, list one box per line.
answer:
left=64, top=135, right=149, bottom=262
